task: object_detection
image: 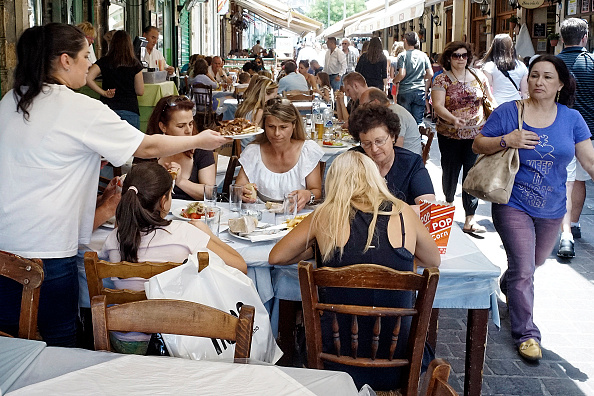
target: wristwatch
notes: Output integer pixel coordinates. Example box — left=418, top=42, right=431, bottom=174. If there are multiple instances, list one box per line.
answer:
left=308, top=191, right=315, bottom=204
left=500, top=136, right=507, bottom=148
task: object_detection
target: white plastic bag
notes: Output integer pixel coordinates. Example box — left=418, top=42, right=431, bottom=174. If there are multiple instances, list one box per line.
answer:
left=145, top=250, right=282, bottom=363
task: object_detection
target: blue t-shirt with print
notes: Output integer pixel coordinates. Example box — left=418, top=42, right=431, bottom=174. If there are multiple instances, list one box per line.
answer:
left=481, top=101, right=590, bottom=218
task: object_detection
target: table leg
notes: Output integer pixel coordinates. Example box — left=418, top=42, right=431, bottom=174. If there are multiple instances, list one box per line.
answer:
left=427, top=308, right=440, bottom=350
left=464, top=309, right=488, bottom=396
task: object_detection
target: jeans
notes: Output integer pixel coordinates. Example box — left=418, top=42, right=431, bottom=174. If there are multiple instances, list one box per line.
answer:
left=492, top=204, right=562, bottom=345
left=397, top=90, right=426, bottom=125
left=437, top=134, right=478, bottom=217
left=114, top=110, right=140, bottom=130
left=0, top=255, right=78, bottom=346
left=329, top=74, right=341, bottom=92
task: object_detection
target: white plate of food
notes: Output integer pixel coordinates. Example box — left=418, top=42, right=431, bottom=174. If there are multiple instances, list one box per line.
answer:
left=172, top=201, right=206, bottom=221
left=321, top=141, right=346, bottom=148
left=225, top=127, right=264, bottom=139
left=219, top=118, right=264, bottom=139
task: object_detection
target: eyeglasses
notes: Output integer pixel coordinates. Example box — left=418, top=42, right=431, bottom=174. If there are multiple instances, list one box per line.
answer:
left=360, top=135, right=391, bottom=149
left=451, top=52, right=468, bottom=60
left=266, top=97, right=292, bottom=107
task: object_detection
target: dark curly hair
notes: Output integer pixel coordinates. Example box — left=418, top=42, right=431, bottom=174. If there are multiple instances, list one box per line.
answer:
left=439, top=41, right=473, bottom=71
left=348, top=103, right=401, bottom=142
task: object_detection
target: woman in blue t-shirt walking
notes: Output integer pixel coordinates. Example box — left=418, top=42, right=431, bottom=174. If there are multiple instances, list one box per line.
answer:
left=473, top=55, right=594, bottom=361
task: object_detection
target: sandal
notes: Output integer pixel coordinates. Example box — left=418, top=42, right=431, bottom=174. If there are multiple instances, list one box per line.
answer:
left=463, top=224, right=487, bottom=234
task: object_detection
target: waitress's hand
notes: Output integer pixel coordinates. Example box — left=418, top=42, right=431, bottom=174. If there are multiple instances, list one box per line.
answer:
left=195, top=129, right=232, bottom=150
left=504, top=128, right=540, bottom=149
left=103, top=88, right=116, bottom=98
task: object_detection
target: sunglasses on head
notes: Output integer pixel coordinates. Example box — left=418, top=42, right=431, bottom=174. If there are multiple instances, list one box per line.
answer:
left=451, top=52, right=468, bottom=60
left=266, top=97, right=292, bottom=107
left=163, top=95, right=193, bottom=112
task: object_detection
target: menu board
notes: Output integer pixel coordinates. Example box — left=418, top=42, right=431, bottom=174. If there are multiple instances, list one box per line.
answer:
left=568, top=0, right=578, bottom=15
left=534, top=23, right=546, bottom=37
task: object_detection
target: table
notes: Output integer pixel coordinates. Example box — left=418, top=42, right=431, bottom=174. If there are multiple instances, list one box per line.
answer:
left=87, top=206, right=499, bottom=396
left=2, top=338, right=360, bottom=395
left=77, top=81, right=179, bottom=132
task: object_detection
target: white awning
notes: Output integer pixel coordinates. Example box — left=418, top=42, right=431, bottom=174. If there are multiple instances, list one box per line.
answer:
left=233, top=0, right=322, bottom=36
left=345, top=0, right=425, bottom=37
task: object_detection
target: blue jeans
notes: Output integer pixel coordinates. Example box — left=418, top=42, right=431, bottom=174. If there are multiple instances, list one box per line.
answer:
left=492, top=204, right=562, bottom=346
left=397, top=90, right=426, bottom=125
left=329, top=74, right=341, bottom=92
left=114, top=110, right=140, bottom=130
left=0, top=255, right=78, bottom=346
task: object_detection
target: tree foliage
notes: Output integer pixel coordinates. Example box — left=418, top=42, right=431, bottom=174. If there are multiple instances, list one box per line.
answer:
left=307, top=0, right=366, bottom=30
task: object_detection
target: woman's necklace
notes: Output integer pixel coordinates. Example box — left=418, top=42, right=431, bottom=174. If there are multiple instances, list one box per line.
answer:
left=452, top=68, right=466, bottom=86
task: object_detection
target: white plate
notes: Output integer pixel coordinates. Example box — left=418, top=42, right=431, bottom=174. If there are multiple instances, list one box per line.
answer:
left=322, top=142, right=347, bottom=148
left=172, top=207, right=193, bottom=221
left=225, top=128, right=264, bottom=140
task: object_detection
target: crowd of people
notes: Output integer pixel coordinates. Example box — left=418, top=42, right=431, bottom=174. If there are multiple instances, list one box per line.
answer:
left=2, top=18, right=594, bottom=393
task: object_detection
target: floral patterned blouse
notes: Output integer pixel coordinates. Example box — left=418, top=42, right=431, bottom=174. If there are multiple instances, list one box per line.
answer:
left=432, top=68, right=488, bottom=139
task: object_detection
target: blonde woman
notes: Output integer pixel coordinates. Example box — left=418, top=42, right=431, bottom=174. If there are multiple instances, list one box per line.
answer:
left=235, top=76, right=279, bottom=126
left=269, top=150, right=440, bottom=391
left=235, top=98, right=323, bottom=210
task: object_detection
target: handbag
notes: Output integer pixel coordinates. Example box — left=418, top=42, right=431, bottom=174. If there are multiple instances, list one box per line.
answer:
left=462, top=100, right=523, bottom=204
left=468, top=68, right=494, bottom=119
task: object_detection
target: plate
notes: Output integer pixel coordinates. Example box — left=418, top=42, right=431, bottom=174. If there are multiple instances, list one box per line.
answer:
left=225, top=128, right=264, bottom=140
left=172, top=206, right=204, bottom=221
left=322, top=142, right=346, bottom=148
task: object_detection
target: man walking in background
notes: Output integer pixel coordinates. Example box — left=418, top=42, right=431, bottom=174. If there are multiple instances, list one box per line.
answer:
left=556, top=18, right=594, bottom=258
left=324, top=37, right=346, bottom=91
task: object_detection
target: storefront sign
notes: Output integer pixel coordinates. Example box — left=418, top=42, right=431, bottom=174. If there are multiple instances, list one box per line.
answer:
left=217, top=0, right=229, bottom=15
left=518, top=0, right=544, bottom=8
left=568, top=0, right=578, bottom=15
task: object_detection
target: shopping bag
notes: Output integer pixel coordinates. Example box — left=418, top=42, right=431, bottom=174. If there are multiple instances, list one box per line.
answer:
left=145, top=250, right=283, bottom=363
left=419, top=200, right=456, bottom=254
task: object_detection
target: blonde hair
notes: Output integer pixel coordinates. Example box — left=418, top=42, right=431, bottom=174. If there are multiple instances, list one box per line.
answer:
left=235, top=76, right=278, bottom=122
left=255, top=99, right=306, bottom=144
left=310, top=151, right=405, bottom=262
left=391, top=41, right=405, bottom=57
left=76, top=22, right=96, bottom=38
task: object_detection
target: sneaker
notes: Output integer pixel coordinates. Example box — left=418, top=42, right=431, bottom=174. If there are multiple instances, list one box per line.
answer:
left=518, top=338, right=542, bottom=361
left=571, top=225, right=581, bottom=239
left=557, top=238, right=575, bottom=258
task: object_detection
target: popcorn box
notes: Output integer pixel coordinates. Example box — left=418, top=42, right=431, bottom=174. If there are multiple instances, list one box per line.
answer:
left=419, top=200, right=456, bottom=254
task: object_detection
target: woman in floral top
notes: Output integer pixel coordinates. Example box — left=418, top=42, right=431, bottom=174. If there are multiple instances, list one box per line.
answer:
left=432, top=41, right=496, bottom=233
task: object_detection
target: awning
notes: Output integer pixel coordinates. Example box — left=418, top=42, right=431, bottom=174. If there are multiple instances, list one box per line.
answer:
left=345, top=0, right=425, bottom=37
left=233, top=0, right=322, bottom=36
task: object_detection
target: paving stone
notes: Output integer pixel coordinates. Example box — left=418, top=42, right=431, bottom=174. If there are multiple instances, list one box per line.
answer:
left=540, top=378, right=587, bottom=396
left=482, top=376, right=544, bottom=396
left=485, top=360, right=521, bottom=376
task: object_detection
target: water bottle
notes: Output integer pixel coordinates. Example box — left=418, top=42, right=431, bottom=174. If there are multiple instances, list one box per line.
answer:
left=312, top=94, right=324, bottom=140
left=323, top=107, right=334, bottom=134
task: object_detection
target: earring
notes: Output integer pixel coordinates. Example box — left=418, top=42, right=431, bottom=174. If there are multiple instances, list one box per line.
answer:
left=65, top=68, right=70, bottom=72
left=556, top=90, right=560, bottom=102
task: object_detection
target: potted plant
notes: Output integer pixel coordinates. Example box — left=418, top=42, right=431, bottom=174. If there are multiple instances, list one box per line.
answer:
left=548, top=32, right=560, bottom=46
left=508, top=15, right=519, bottom=30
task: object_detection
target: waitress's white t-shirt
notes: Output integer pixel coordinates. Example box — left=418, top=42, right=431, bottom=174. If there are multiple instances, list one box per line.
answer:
left=482, top=60, right=528, bottom=105
left=0, top=84, right=144, bottom=258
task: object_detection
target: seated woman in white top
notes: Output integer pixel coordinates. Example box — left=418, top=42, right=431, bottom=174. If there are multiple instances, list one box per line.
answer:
left=101, top=161, right=246, bottom=282
left=189, top=58, right=218, bottom=91
left=236, top=98, right=324, bottom=211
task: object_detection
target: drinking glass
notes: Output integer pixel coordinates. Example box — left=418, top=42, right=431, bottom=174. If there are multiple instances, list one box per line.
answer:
left=230, top=184, right=243, bottom=212
left=203, top=185, right=217, bottom=207
left=205, top=207, right=221, bottom=236
left=283, top=192, right=298, bottom=219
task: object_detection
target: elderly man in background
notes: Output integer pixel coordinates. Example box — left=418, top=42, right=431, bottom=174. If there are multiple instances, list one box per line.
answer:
left=208, top=56, right=233, bottom=84
left=277, top=61, right=309, bottom=94
left=556, top=18, right=594, bottom=258
left=324, top=37, right=346, bottom=91
left=341, top=38, right=359, bottom=75
left=393, top=32, right=433, bottom=125
left=335, top=72, right=367, bottom=124
left=360, top=87, right=422, bottom=156
left=142, top=26, right=175, bottom=75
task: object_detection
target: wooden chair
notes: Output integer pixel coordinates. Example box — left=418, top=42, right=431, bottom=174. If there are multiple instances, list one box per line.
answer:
left=419, top=126, right=435, bottom=165
left=222, top=155, right=239, bottom=199
left=0, top=250, right=44, bottom=339
left=84, top=251, right=209, bottom=305
left=192, top=83, right=215, bottom=129
left=419, top=359, right=459, bottom=396
left=91, top=295, right=255, bottom=358
left=298, top=262, right=439, bottom=396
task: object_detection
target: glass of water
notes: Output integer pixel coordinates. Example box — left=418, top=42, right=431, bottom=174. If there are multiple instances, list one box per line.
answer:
left=203, top=185, right=217, bottom=207
left=205, top=207, right=221, bottom=236
left=230, top=184, right=242, bottom=212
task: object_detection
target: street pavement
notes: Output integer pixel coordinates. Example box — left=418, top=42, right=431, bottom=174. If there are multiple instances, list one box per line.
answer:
left=425, top=135, right=594, bottom=395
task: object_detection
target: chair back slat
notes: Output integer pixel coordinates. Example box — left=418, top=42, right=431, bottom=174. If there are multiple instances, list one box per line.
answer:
left=419, top=358, right=459, bottom=396
left=192, top=83, right=215, bottom=129
left=0, top=250, right=44, bottom=339
left=351, top=315, right=359, bottom=359
left=299, top=261, right=439, bottom=396
left=419, top=126, right=435, bottom=165
left=91, top=295, right=255, bottom=359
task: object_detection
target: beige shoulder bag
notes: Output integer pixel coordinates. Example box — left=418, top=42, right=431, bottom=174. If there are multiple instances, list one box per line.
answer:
left=462, top=100, right=522, bottom=204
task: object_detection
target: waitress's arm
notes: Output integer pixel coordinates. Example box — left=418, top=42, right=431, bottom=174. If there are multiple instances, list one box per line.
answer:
left=86, top=65, right=112, bottom=98
left=268, top=214, right=316, bottom=265
left=134, top=71, right=144, bottom=96
left=135, top=131, right=230, bottom=158
left=575, top=138, right=594, bottom=179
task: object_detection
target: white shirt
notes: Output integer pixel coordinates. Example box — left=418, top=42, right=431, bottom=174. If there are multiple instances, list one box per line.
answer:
left=208, top=65, right=228, bottom=83
left=0, top=84, right=145, bottom=258
left=388, top=103, right=422, bottom=155
left=324, top=48, right=347, bottom=76
left=344, top=47, right=359, bottom=73
left=482, top=60, right=528, bottom=105
left=89, top=43, right=97, bottom=64
left=239, top=140, right=324, bottom=201
left=143, top=47, right=166, bottom=69
left=277, top=72, right=309, bottom=94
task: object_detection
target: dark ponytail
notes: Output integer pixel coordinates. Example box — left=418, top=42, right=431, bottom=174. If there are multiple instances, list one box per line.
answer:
left=116, top=162, right=173, bottom=262
left=13, top=23, right=87, bottom=120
